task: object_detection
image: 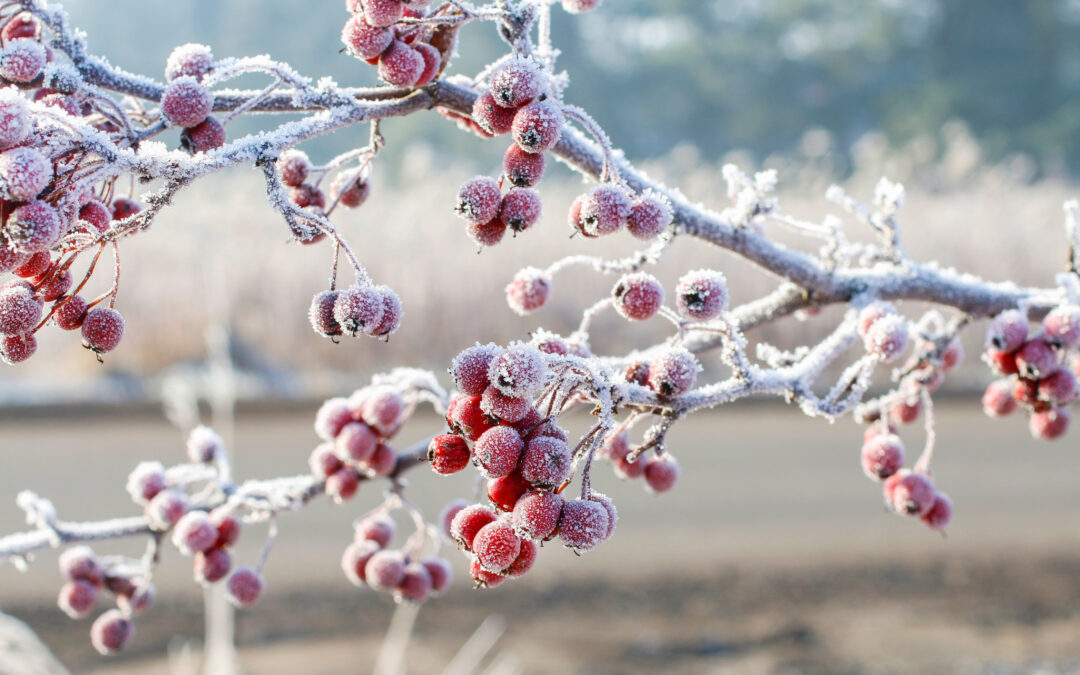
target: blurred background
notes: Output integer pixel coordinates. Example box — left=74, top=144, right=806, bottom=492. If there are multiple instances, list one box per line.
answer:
left=3, top=1, right=1080, bottom=673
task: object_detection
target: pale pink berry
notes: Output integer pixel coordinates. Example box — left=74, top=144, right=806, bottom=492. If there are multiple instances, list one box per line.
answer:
left=503, top=145, right=546, bottom=188
left=277, top=149, right=310, bottom=188
left=627, top=194, right=673, bottom=240
left=186, top=425, right=223, bottom=463
left=466, top=217, right=507, bottom=247
left=498, top=188, right=542, bottom=232
left=58, top=580, right=98, bottom=619
left=505, top=267, right=550, bottom=315
left=644, top=455, right=680, bottom=493
left=1044, top=305, right=1080, bottom=349
left=600, top=430, right=630, bottom=461
left=194, top=547, right=232, bottom=585
left=369, top=285, right=403, bottom=337
left=1039, top=368, right=1078, bottom=406
left=378, top=40, right=424, bottom=87
left=480, top=385, right=530, bottom=424
left=505, top=538, right=537, bottom=577
left=1015, top=339, right=1057, bottom=379
left=450, top=503, right=497, bottom=550
left=90, top=609, right=133, bottom=655
left=226, top=566, right=265, bottom=607
left=1030, top=408, right=1070, bottom=440
left=342, top=15, right=393, bottom=60
left=860, top=434, right=904, bottom=481
left=588, top=491, right=618, bottom=540
left=982, top=380, right=1017, bottom=417
left=365, top=549, right=407, bottom=590
left=165, top=43, right=213, bottom=82
left=336, top=421, right=378, bottom=464
left=456, top=176, right=502, bottom=224
left=987, top=310, right=1029, bottom=352
left=364, top=0, right=404, bottom=27
left=612, top=272, right=664, bottom=321
left=145, top=489, right=187, bottom=530
left=941, top=338, right=964, bottom=371
left=422, top=556, right=453, bottom=594
left=488, top=342, right=549, bottom=398
left=512, top=100, right=563, bottom=154
left=172, top=511, right=219, bottom=555
left=473, top=426, right=524, bottom=479
left=0, top=39, right=45, bottom=83
left=675, top=270, right=729, bottom=320
left=326, top=467, right=360, bottom=501
left=315, top=397, right=352, bottom=441
left=561, top=0, right=602, bottom=13
left=512, top=489, right=564, bottom=540
left=81, top=307, right=125, bottom=354
left=78, top=201, right=111, bottom=233
left=0, top=146, right=50, bottom=201
left=0, top=87, right=31, bottom=149
left=856, top=301, right=898, bottom=340
left=59, top=546, right=104, bottom=586
left=440, top=499, right=469, bottom=540
left=648, top=347, right=700, bottom=397
left=4, top=200, right=60, bottom=253
left=920, top=492, right=953, bottom=530
left=355, top=514, right=396, bottom=548
left=366, top=442, right=397, bottom=477
left=0, top=283, right=42, bottom=335
left=333, top=285, right=385, bottom=337
left=473, top=516, right=522, bottom=573
left=0, top=332, right=35, bottom=363
left=341, top=539, right=380, bottom=586
left=558, top=498, right=609, bottom=553
left=888, top=470, right=935, bottom=516
left=360, top=387, right=404, bottom=437
left=309, top=442, right=344, bottom=479
left=865, top=314, right=910, bottom=362
left=890, top=394, right=922, bottom=424
left=450, top=342, right=500, bottom=396
left=489, top=58, right=544, bottom=109
left=160, top=76, right=213, bottom=128
left=210, top=509, right=241, bottom=548
left=519, top=436, right=571, bottom=488
left=125, top=461, right=166, bottom=504
left=395, top=562, right=433, bottom=603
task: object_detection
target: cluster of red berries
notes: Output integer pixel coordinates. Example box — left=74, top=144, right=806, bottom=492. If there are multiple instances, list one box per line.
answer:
left=308, top=282, right=402, bottom=342
left=341, top=0, right=442, bottom=88
left=981, top=306, right=1079, bottom=440
left=859, top=425, right=953, bottom=531
left=340, top=513, right=452, bottom=604
left=597, top=430, right=680, bottom=492
left=276, top=149, right=373, bottom=242
left=56, top=546, right=152, bottom=655
left=160, top=43, right=226, bottom=153
left=569, top=185, right=673, bottom=241
left=309, top=385, right=408, bottom=500
left=623, top=346, right=702, bottom=398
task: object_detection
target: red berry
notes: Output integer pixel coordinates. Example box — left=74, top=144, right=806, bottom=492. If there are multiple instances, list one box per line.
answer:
left=81, top=306, right=125, bottom=354
left=455, top=176, right=502, bottom=224
left=309, top=290, right=342, bottom=338
left=1030, top=408, right=1070, bottom=440
left=0, top=146, right=51, bottom=201
left=489, top=58, right=544, bottom=109
left=450, top=503, right=496, bottom=550
left=330, top=172, right=370, bottom=209
left=887, top=471, right=935, bottom=516
left=512, top=489, right=563, bottom=540
left=588, top=492, right=618, bottom=540
left=2, top=15, right=39, bottom=41
left=469, top=558, right=505, bottom=588
left=59, top=546, right=104, bottom=586
left=576, top=185, right=632, bottom=236
left=626, top=194, right=673, bottom=240
left=440, top=499, right=469, bottom=540
left=466, top=217, right=507, bottom=247
left=5, top=250, right=37, bottom=277
left=396, top=562, right=433, bottom=603
left=505, top=538, right=537, bottom=577
left=422, top=556, right=453, bottom=594
left=160, top=76, right=213, bottom=128
left=558, top=498, right=610, bottom=553
left=600, top=430, right=631, bottom=460
left=378, top=40, right=424, bottom=87
left=498, top=188, right=542, bottom=232
left=474, top=426, right=525, bottom=479
left=210, top=510, right=242, bottom=548
left=333, top=285, right=385, bottom=337
left=860, top=434, right=904, bottom=481
left=277, top=150, right=310, bottom=188
left=624, top=361, right=650, bottom=387
left=369, top=285, right=403, bottom=337
left=355, top=514, right=396, bottom=548
left=503, top=145, right=546, bottom=188
left=675, top=269, right=729, bottom=320
left=360, top=387, right=404, bottom=437
left=447, top=394, right=495, bottom=441
left=0, top=283, right=42, bottom=335
left=648, top=347, right=699, bottom=397
left=473, top=516, right=522, bottom=573
left=982, top=380, right=1017, bottom=417
left=90, top=609, right=133, bottom=654
left=488, top=343, right=549, bottom=398
left=290, top=184, right=326, bottom=210
left=111, top=198, right=141, bottom=220
left=920, top=492, right=953, bottom=530
left=414, top=43, right=441, bottom=86
left=78, top=201, right=111, bottom=233
left=864, top=314, right=910, bottom=362
left=1, top=332, right=35, bottom=363
left=364, top=0, right=404, bottom=26
left=365, top=549, right=407, bottom=590
left=309, top=442, right=344, bottom=479
left=890, top=394, right=922, bottom=424
left=941, top=338, right=964, bottom=371
left=504, top=267, right=551, bottom=316
left=194, top=547, right=232, bottom=585
left=520, top=436, right=571, bottom=488
left=57, top=580, right=98, bottom=619
left=487, top=472, right=531, bottom=512
left=0, top=39, right=46, bottom=83
left=1039, top=369, right=1078, bottom=406
left=985, top=347, right=1020, bottom=376
left=125, top=462, right=166, bottom=504
left=612, top=272, right=664, bottom=321
left=450, top=343, right=500, bottom=396
left=341, top=539, right=380, bottom=586
left=1044, top=304, right=1080, bottom=349
left=987, top=310, right=1029, bottom=353
left=0, top=88, right=29, bottom=149
left=644, top=455, right=680, bottom=493
left=367, top=442, right=397, bottom=477
left=429, top=433, right=471, bottom=474
left=512, top=100, right=563, bottom=154
left=165, top=43, right=213, bottom=82
left=532, top=331, right=569, bottom=356
left=116, top=584, right=155, bottom=616
left=326, top=467, right=361, bottom=501
left=473, top=92, right=516, bottom=135
left=342, top=15, right=393, bottom=60
left=180, top=115, right=226, bottom=153
left=226, top=566, right=265, bottom=607
left=39, top=269, right=72, bottom=302
left=613, top=455, right=645, bottom=480
left=5, top=200, right=61, bottom=253
left=1015, top=339, right=1058, bottom=379
left=172, top=511, right=219, bottom=555
left=145, top=489, right=187, bottom=530
left=480, top=384, right=531, bottom=424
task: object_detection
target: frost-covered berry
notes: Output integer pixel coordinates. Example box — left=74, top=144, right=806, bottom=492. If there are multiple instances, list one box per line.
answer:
left=473, top=426, right=524, bottom=479
left=111, top=198, right=141, bottom=220
left=428, top=434, right=470, bottom=475
left=1, top=15, right=38, bottom=41
left=333, top=285, right=385, bottom=337
left=365, top=549, right=407, bottom=590
left=1015, top=338, right=1057, bottom=379
left=473, top=516, right=522, bottom=573
left=39, top=269, right=71, bottom=303
left=473, top=91, right=516, bottom=135
left=576, top=185, right=632, bottom=236
left=600, top=430, right=630, bottom=461
left=920, top=492, right=953, bottom=531
left=520, top=436, right=571, bottom=488
left=90, top=609, right=133, bottom=655
left=1044, top=305, right=1080, bottom=349
left=888, top=471, right=935, bottom=516
left=1012, top=377, right=1040, bottom=407
left=59, top=546, right=105, bottom=586
left=675, top=270, right=729, bottom=321
left=116, top=583, right=155, bottom=616
left=612, top=272, right=664, bottom=321
left=360, top=388, right=404, bottom=437
left=226, top=566, right=265, bottom=607
left=467, top=217, right=507, bottom=247
left=422, top=556, right=453, bottom=594
left=446, top=394, right=495, bottom=441
left=512, top=101, right=563, bottom=154
left=5, top=200, right=61, bottom=253
left=627, top=194, right=673, bottom=240
left=290, top=184, right=326, bottom=211
left=1030, top=408, right=1070, bottom=441
left=987, top=309, right=1029, bottom=353
left=505, top=267, right=550, bottom=316
left=890, top=395, right=921, bottom=424
left=186, top=425, right=223, bottom=463
left=558, top=498, right=609, bottom=553
left=364, top=0, right=404, bottom=27
left=456, top=176, right=502, bottom=224
left=58, top=579, right=98, bottom=619
left=180, top=115, right=226, bottom=153
left=81, top=307, right=125, bottom=354
left=396, top=562, right=433, bottom=603
left=856, top=301, right=898, bottom=340
left=532, top=330, right=569, bottom=356
left=865, top=314, right=910, bottom=362
left=0, top=88, right=29, bottom=149
left=588, top=492, right=618, bottom=540
left=172, top=511, right=219, bottom=555
left=498, top=188, right=542, bottom=233
left=985, top=347, right=1020, bottom=376
left=489, top=343, right=549, bottom=398
left=330, top=172, right=370, bottom=209
left=277, top=150, right=310, bottom=188
left=145, top=489, right=187, bottom=530
left=503, top=144, right=546, bottom=188
left=0, top=247, right=26, bottom=275
left=309, top=442, right=344, bottom=479
left=487, top=472, right=530, bottom=512
left=512, top=489, right=563, bottom=540
left=451, top=343, right=499, bottom=396
left=1039, top=369, right=1078, bottom=406
left=341, top=539, right=380, bottom=586
left=126, top=461, right=166, bottom=504
left=505, top=538, right=537, bottom=577
left=369, top=285, right=403, bottom=337
left=480, top=385, right=530, bottom=424
left=326, top=467, right=361, bottom=501
left=490, top=58, right=544, bottom=109
left=981, top=380, right=1017, bottom=417
left=440, top=499, right=468, bottom=540
left=161, top=76, right=213, bottom=128
left=12, top=251, right=46, bottom=278
left=860, top=434, right=904, bottom=481
left=469, top=558, right=505, bottom=588
left=0, top=332, right=34, bottom=363
left=450, top=503, right=496, bottom=550
left=342, top=14, right=393, bottom=60
left=561, top=0, right=602, bottom=13
left=414, top=42, right=441, bottom=86
left=367, top=442, right=398, bottom=477
left=0, top=39, right=46, bottom=83
left=0, top=147, right=50, bottom=201
left=0, top=283, right=41, bottom=335
left=194, top=547, right=232, bottom=585
left=378, top=40, right=424, bottom=87
left=309, top=290, right=342, bottom=338
left=355, top=514, right=396, bottom=548
left=644, top=455, right=680, bottom=493
left=165, top=43, right=213, bottom=82
left=78, top=201, right=111, bottom=233
left=210, top=509, right=241, bottom=548
left=648, top=347, right=699, bottom=397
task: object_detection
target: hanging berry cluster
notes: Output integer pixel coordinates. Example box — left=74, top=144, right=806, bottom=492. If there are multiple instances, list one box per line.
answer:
left=341, top=0, right=444, bottom=88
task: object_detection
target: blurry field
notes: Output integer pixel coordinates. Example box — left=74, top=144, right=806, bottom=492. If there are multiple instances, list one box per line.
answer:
left=2, top=400, right=1080, bottom=673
